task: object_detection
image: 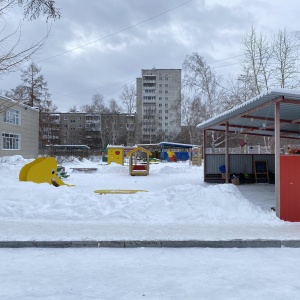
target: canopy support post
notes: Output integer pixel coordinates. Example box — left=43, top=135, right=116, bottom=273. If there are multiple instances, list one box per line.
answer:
left=225, top=121, right=230, bottom=183
left=275, top=101, right=281, bottom=218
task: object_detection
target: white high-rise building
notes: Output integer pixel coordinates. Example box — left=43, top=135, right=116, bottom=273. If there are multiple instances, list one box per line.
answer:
left=136, top=68, right=181, bottom=143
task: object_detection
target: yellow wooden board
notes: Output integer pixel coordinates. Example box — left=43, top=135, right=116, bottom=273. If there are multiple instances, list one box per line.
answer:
left=94, top=189, right=148, bottom=195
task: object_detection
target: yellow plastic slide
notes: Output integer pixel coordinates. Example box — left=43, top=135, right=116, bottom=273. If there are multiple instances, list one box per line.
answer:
left=19, top=157, right=68, bottom=187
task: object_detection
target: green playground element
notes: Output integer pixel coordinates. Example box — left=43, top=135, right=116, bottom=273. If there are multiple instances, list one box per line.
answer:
left=102, top=143, right=108, bottom=162
left=57, top=165, right=70, bottom=179
left=149, top=158, right=159, bottom=164
left=94, top=189, right=148, bottom=195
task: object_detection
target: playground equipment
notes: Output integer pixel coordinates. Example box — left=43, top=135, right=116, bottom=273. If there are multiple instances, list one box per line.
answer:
left=107, top=145, right=124, bottom=165
left=190, top=147, right=202, bottom=166
left=19, top=157, right=70, bottom=187
left=107, top=145, right=136, bottom=165
left=126, top=146, right=152, bottom=176
left=102, top=144, right=108, bottom=163
left=167, top=150, right=177, bottom=162
left=57, top=165, right=70, bottom=178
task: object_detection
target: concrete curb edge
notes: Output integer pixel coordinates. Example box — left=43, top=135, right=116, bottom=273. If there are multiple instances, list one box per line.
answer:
left=1, top=239, right=300, bottom=248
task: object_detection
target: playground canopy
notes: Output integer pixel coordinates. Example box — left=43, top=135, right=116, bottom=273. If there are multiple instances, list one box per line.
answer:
left=196, top=88, right=300, bottom=221
left=138, top=142, right=200, bottom=150
left=137, top=142, right=201, bottom=161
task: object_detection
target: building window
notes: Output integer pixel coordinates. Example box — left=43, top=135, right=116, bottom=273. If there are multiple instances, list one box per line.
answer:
left=165, top=97, right=168, bottom=100
left=159, top=104, right=162, bottom=107
left=165, top=104, right=168, bottom=107
left=165, top=84, right=168, bottom=87
left=2, top=133, right=20, bottom=150
left=64, top=116, right=68, bottom=120
left=165, top=90, right=168, bottom=94
left=159, top=97, right=162, bottom=100
left=165, top=110, right=168, bottom=113
left=4, top=109, right=20, bottom=125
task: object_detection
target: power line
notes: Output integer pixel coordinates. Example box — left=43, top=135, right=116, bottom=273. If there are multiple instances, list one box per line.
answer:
left=37, top=0, right=193, bottom=63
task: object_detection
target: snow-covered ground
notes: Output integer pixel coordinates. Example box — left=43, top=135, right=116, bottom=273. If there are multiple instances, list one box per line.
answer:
left=1, top=155, right=300, bottom=241
left=1, top=155, right=300, bottom=299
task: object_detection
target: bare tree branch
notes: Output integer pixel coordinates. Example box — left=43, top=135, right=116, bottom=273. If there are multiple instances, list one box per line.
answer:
left=17, top=0, right=61, bottom=21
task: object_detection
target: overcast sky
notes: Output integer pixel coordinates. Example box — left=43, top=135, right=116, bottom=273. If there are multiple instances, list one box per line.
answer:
left=1, top=0, right=300, bottom=112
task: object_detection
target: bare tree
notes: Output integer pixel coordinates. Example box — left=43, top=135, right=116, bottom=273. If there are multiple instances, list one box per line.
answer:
left=18, top=0, right=61, bottom=21
left=183, top=52, right=224, bottom=120
left=17, top=62, right=49, bottom=107
left=180, top=94, right=205, bottom=145
left=39, top=96, right=58, bottom=148
left=240, top=27, right=272, bottom=94
left=108, top=98, right=122, bottom=113
left=81, top=93, right=109, bottom=113
left=272, top=28, right=300, bottom=88
left=5, top=84, right=27, bottom=101
left=240, top=27, right=299, bottom=93
left=183, top=52, right=226, bottom=148
left=120, top=83, right=136, bottom=114
left=68, top=105, right=78, bottom=112
left=0, top=0, right=60, bottom=74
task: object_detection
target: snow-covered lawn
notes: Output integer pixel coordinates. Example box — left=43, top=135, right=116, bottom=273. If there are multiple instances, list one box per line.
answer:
left=1, top=156, right=300, bottom=299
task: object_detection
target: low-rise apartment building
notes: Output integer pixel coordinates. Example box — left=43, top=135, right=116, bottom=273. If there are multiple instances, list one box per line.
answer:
left=41, top=112, right=136, bottom=150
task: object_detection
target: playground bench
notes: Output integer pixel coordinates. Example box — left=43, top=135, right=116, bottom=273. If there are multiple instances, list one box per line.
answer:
left=70, top=168, right=97, bottom=173
left=132, top=165, right=147, bottom=171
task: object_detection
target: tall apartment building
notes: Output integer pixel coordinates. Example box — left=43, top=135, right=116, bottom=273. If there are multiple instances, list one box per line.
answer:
left=136, top=68, right=181, bottom=144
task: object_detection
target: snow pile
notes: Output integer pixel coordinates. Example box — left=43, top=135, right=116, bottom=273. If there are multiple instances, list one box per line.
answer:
left=0, top=156, right=279, bottom=225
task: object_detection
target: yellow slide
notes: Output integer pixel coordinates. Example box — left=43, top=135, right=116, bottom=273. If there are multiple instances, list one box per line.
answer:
left=19, top=157, right=70, bottom=187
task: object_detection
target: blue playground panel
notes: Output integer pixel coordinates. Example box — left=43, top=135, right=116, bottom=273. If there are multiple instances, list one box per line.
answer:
left=161, top=152, right=189, bottom=161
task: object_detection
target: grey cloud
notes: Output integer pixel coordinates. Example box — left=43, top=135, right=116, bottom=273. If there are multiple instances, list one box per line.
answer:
left=0, top=0, right=298, bottom=111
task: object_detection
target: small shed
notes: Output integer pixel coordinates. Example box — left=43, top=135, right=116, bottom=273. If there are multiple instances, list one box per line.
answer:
left=126, top=146, right=152, bottom=176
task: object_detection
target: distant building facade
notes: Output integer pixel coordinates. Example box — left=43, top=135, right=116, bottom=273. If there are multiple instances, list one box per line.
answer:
left=0, top=95, right=39, bottom=158
left=136, top=68, right=181, bottom=143
left=41, top=112, right=136, bottom=150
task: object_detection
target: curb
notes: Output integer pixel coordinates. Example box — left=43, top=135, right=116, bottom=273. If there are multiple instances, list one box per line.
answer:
left=1, top=239, right=300, bottom=248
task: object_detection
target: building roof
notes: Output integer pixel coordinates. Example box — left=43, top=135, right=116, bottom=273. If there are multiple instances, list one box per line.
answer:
left=137, top=142, right=200, bottom=149
left=126, top=146, right=152, bottom=156
left=0, top=95, right=38, bottom=112
left=196, top=89, right=300, bottom=139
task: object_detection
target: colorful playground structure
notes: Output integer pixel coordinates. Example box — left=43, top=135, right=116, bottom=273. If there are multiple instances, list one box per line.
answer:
left=126, top=146, right=152, bottom=176
left=104, top=142, right=202, bottom=166
left=106, top=145, right=136, bottom=165
left=19, top=157, right=70, bottom=187
left=167, top=150, right=177, bottom=162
